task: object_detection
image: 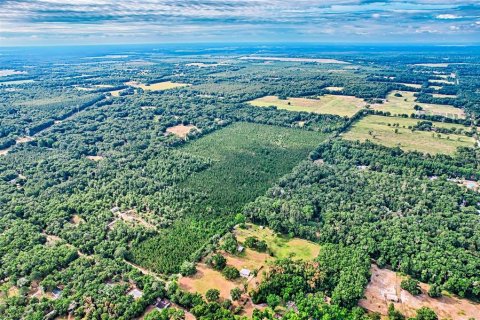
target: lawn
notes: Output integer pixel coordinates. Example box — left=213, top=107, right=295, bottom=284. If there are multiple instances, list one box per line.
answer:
left=234, top=223, right=321, bottom=261
left=180, top=122, right=327, bottom=213
left=371, top=90, right=465, bottom=119
left=343, top=115, right=475, bottom=155
left=125, top=81, right=189, bottom=91
left=248, top=95, right=365, bottom=117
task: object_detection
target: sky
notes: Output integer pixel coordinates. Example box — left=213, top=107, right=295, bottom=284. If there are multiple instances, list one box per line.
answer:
left=0, top=0, right=480, bottom=46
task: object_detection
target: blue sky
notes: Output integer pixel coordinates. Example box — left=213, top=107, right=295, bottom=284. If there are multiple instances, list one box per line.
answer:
left=1, top=0, right=479, bottom=46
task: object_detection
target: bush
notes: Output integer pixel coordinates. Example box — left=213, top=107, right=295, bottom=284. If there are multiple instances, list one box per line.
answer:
left=206, top=253, right=226, bottom=271
left=222, top=266, right=240, bottom=280
left=427, top=284, right=442, bottom=298
left=180, top=261, right=197, bottom=276
left=205, top=289, right=220, bottom=302
left=415, top=307, right=437, bottom=320
left=243, top=236, right=268, bottom=252
left=230, top=288, right=242, bottom=301
left=221, top=234, right=238, bottom=254
left=401, top=278, right=421, bottom=296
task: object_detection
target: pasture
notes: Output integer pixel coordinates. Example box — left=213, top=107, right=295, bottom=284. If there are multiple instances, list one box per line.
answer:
left=125, top=81, right=189, bottom=91
left=343, top=115, right=475, bottom=155
left=234, top=224, right=321, bottom=261
left=396, top=83, right=422, bottom=89
left=371, top=90, right=465, bottom=119
left=248, top=95, right=365, bottom=117
left=180, top=122, right=327, bottom=213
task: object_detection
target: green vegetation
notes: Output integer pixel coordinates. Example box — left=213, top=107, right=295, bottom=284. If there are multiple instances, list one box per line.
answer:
left=1, top=46, right=480, bottom=319
left=249, top=95, right=365, bottom=117
left=343, top=115, right=475, bottom=154
left=180, top=122, right=328, bottom=212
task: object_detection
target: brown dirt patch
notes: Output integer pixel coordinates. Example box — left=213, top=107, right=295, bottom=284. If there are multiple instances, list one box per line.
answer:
left=166, top=125, right=197, bottom=138
left=359, top=264, right=480, bottom=319
left=71, top=214, right=85, bottom=225
left=86, top=155, right=104, bottom=161
left=179, top=263, right=241, bottom=300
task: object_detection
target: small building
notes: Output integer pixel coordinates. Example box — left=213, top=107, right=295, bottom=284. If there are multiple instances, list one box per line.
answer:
left=127, top=288, right=143, bottom=300
left=52, top=287, right=62, bottom=299
left=240, top=268, right=251, bottom=278
left=385, top=293, right=399, bottom=303
left=237, top=245, right=245, bottom=253
left=111, top=206, right=120, bottom=214
left=155, top=298, right=171, bottom=310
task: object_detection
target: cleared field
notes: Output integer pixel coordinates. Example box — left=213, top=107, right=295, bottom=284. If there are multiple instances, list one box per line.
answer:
left=180, top=122, right=327, bottom=213
left=429, top=79, right=454, bottom=85
left=249, top=95, right=365, bottom=117
left=432, top=93, right=457, bottom=99
left=0, top=69, right=27, bottom=77
left=414, top=63, right=449, bottom=67
left=125, top=81, right=189, bottom=91
left=343, top=115, right=475, bottom=155
left=429, top=85, right=443, bottom=90
left=371, top=91, right=464, bottom=119
left=166, top=124, right=197, bottom=138
left=179, top=263, right=241, bottom=300
left=324, top=86, right=344, bottom=91
left=234, top=223, right=321, bottom=261
left=396, top=83, right=422, bottom=89
left=359, top=264, right=480, bottom=319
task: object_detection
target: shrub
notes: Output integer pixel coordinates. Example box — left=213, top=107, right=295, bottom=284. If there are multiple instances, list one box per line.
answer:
left=401, top=278, right=421, bottom=296
left=205, top=289, right=220, bottom=302
left=179, top=261, right=197, bottom=276
left=427, top=284, right=442, bottom=298
left=222, top=266, right=240, bottom=280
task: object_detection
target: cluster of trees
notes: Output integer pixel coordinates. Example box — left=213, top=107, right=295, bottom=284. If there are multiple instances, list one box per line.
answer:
left=250, top=244, right=370, bottom=309
left=247, top=141, right=480, bottom=299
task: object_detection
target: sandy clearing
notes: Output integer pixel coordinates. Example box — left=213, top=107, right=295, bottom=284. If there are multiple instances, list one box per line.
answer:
left=359, top=264, right=480, bottom=319
left=166, top=125, right=197, bottom=138
left=86, top=155, right=104, bottom=161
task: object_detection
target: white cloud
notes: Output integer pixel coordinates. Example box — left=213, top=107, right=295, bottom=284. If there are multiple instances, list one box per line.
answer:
left=436, top=14, right=461, bottom=19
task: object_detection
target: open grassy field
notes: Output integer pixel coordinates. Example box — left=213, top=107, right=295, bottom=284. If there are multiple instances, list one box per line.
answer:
left=125, top=81, right=189, bottom=91
left=371, top=90, right=465, bottom=119
left=234, top=223, right=321, bottom=261
left=180, top=122, right=327, bottom=213
left=343, top=115, right=475, bottom=155
left=248, top=95, right=365, bottom=117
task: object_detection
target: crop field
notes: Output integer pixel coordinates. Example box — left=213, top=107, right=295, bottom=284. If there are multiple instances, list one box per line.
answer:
left=343, top=115, right=475, bottom=155
left=125, top=80, right=189, bottom=91
left=371, top=90, right=465, bottom=119
left=180, top=122, right=327, bottom=213
left=248, top=95, right=365, bottom=117
left=234, top=224, right=321, bottom=260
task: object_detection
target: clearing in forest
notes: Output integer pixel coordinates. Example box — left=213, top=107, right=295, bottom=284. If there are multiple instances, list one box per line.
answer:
left=343, top=115, right=475, bottom=155
left=234, top=224, right=321, bottom=261
left=371, top=91, right=464, bottom=119
left=125, top=81, right=189, bottom=91
left=180, top=122, right=328, bottom=213
left=324, top=86, right=344, bottom=92
left=165, top=124, right=197, bottom=138
left=248, top=95, right=365, bottom=117
left=359, top=264, right=480, bottom=319
left=396, top=83, right=422, bottom=89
